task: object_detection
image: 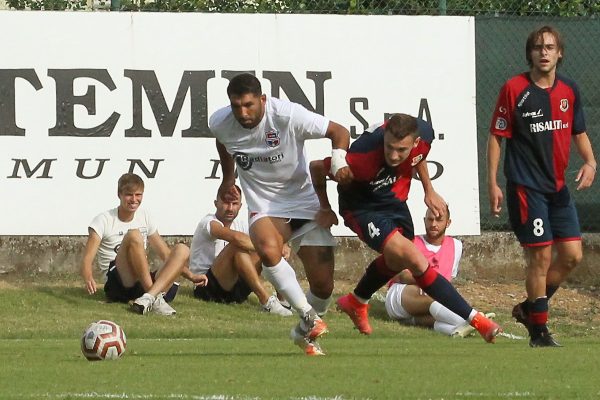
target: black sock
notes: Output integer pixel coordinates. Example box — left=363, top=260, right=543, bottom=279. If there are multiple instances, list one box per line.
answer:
left=546, top=285, right=559, bottom=300
left=354, top=256, right=395, bottom=300
left=415, top=266, right=472, bottom=320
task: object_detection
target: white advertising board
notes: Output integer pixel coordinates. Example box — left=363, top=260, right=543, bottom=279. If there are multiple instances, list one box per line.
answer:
left=0, top=12, right=478, bottom=236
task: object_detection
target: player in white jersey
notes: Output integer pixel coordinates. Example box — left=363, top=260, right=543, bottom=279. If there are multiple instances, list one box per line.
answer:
left=80, top=173, right=187, bottom=315
left=184, top=186, right=291, bottom=316
left=209, top=73, right=352, bottom=355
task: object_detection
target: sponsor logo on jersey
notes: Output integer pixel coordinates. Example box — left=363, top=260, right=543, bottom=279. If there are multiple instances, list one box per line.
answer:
left=560, top=99, right=569, bottom=112
left=233, top=151, right=284, bottom=171
left=495, top=117, right=507, bottom=130
left=529, top=120, right=569, bottom=133
left=265, top=129, right=280, bottom=148
left=371, top=174, right=396, bottom=192
left=517, top=91, right=530, bottom=107
left=522, top=109, right=544, bottom=118
left=499, top=106, right=507, bottom=114
left=411, top=154, right=423, bottom=166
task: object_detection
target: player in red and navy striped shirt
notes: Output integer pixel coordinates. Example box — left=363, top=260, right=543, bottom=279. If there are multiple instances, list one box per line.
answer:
left=311, top=113, right=501, bottom=342
left=488, top=25, right=597, bottom=347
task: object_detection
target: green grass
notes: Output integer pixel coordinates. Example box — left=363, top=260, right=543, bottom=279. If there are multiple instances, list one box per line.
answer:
left=2, top=282, right=600, bottom=399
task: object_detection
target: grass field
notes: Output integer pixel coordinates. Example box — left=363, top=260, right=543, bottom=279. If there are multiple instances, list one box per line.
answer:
left=2, top=279, right=600, bottom=399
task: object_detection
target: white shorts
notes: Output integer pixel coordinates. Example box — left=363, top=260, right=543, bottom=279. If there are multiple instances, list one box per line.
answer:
left=385, top=283, right=416, bottom=325
left=289, top=221, right=336, bottom=253
left=249, top=213, right=336, bottom=252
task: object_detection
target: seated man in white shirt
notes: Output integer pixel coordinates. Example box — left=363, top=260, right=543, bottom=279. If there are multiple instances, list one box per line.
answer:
left=80, top=173, right=186, bottom=316
left=184, top=185, right=291, bottom=316
left=385, top=205, right=495, bottom=336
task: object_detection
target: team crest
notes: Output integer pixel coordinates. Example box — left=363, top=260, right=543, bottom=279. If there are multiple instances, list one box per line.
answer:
left=495, top=117, right=507, bottom=130
left=560, top=99, right=569, bottom=112
left=411, top=154, right=423, bottom=166
left=265, top=129, right=280, bottom=148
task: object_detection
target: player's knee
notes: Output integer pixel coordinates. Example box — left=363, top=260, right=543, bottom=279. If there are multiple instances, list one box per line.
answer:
left=562, top=250, right=582, bottom=271
left=122, top=229, right=144, bottom=248
left=255, top=241, right=283, bottom=266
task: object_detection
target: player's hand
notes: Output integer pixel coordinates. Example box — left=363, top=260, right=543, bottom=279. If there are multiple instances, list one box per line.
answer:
left=218, top=182, right=240, bottom=202
left=575, top=163, right=596, bottom=191
left=85, top=278, right=97, bottom=295
left=233, top=232, right=255, bottom=252
left=315, top=208, right=338, bottom=229
left=192, top=274, right=208, bottom=287
left=488, top=184, right=504, bottom=217
left=424, top=190, right=446, bottom=218
left=334, top=166, right=354, bottom=185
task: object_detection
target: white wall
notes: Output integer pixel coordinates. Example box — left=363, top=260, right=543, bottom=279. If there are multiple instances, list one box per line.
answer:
left=0, top=12, right=478, bottom=235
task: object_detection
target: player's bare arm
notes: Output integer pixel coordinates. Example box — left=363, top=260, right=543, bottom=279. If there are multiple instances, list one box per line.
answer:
left=309, top=159, right=339, bottom=229
left=181, top=266, right=208, bottom=286
left=325, top=121, right=353, bottom=184
left=80, top=228, right=101, bottom=295
left=415, top=160, right=445, bottom=218
left=573, top=132, right=597, bottom=190
left=209, top=220, right=255, bottom=252
left=216, top=139, right=238, bottom=201
left=486, top=134, right=504, bottom=216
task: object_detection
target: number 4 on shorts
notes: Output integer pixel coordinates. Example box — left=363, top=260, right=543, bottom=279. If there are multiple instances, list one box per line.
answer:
left=368, top=222, right=380, bottom=238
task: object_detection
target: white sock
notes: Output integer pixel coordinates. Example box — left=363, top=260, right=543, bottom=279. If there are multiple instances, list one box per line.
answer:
left=261, top=259, right=311, bottom=315
left=467, top=309, right=478, bottom=322
left=433, top=321, right=457, bottom=335
left=429, top=301, right=466, bottom=326
left=306, top=290, right=332, bottom=316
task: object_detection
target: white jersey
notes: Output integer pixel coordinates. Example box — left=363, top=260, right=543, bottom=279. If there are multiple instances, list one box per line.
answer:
left=209, top=96, right=329, bottom=220
left=88, top=207, right=158, bottom=272
left=189, top=214, right=249, bottom=275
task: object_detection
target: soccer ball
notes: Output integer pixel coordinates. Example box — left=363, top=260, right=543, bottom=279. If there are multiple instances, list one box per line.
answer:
left=81, top=320, right=127, bottom=361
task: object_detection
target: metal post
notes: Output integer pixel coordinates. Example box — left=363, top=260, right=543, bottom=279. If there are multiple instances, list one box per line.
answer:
left=439, top=0, right=447, bottom=15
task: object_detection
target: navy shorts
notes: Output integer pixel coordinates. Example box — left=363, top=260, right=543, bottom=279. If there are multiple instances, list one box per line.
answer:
left=341, top=204, right=414, bottom=253
left=506, top=181, right=581, bottom=247
left=104, top=261, right=179, bottom=303
left=193, top=268, right=252, bottom=304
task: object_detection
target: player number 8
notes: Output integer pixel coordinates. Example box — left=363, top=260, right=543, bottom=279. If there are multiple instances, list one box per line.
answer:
left=532, top=218, right=544, bottom=237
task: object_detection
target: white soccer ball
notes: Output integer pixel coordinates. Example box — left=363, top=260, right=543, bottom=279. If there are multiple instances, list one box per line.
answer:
left=81, top=320, right=127, bottom=361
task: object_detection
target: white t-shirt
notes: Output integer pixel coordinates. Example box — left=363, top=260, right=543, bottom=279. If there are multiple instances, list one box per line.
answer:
left=209, top=96, right=329, bottom=220
left=189, top=214, right=249, bottom=275
left=88, top=207, right=158, bottom=272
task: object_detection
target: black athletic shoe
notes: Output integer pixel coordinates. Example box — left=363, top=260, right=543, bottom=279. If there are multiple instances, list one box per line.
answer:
left=512, top=302, right=530, bottom=329
left=529, top=332, right=562, bottom=348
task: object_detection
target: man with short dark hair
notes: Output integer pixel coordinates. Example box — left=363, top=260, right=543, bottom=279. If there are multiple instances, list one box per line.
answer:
left=80, top=173, right=186, bottom=315
left=488, top=25, right=596, bottom=347
left=311, top=113, right=501, bottom=343
left=210, top=73, right=351, bottom=355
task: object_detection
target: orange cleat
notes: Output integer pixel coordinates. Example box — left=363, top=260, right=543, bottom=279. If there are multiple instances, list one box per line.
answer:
left=336, top=293, right=372, bottom=335
left=471, top=312, right=502, bottom=343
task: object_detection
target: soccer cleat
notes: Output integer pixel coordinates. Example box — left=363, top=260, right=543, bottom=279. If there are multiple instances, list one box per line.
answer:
left=512, top=302, right=530, bottom=330
left=262, top=295, right=293, bottom=316
left=130, top=293, right=155, bottom=315
left=336, top=293, right=372, bottom=335
left=152, top=293, right=176, bottom=315
left=529, top=331, right=562, bottom=348
left=470, top=312, right=502, bottom=343
left=290, top=326, right=325, bottom=356
left=300, top=310, right=329, bottom=340
left=452, top=312, right=496, bottom=338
